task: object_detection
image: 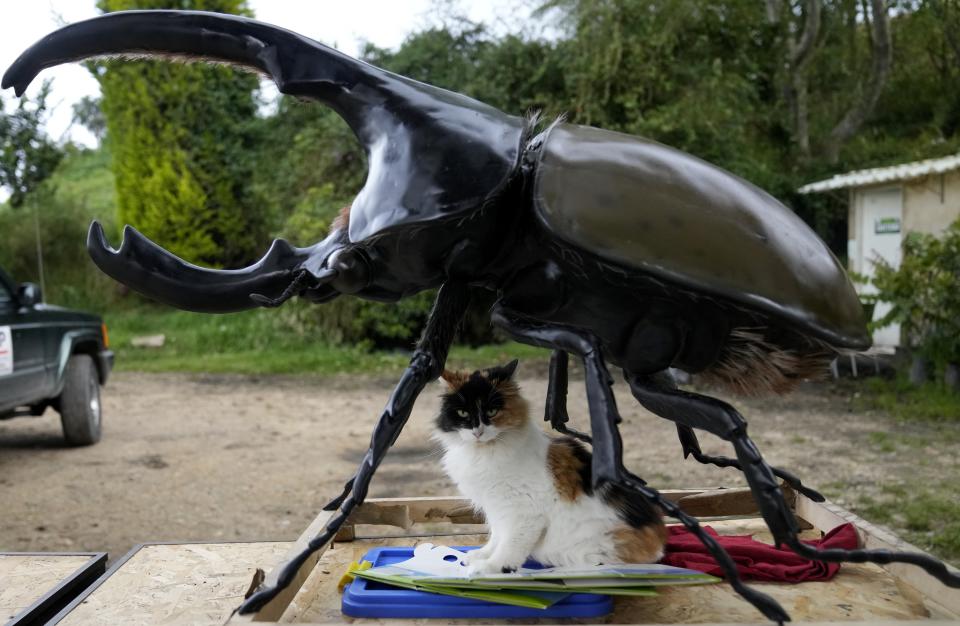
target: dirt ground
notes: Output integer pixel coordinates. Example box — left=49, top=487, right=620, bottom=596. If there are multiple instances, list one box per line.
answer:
left=1, top=370, right=957, bottom=563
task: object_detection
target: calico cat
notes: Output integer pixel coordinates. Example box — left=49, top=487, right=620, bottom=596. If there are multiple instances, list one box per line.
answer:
left=433, top=359, right=666, bottom=575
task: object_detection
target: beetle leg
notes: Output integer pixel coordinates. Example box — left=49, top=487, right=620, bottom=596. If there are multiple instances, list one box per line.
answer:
left=545, top=349, right=649, bottom=485
left=322, top=476, right=355, bottom=511
left=489, top=309, right=789, bottom=624
left=676, top=423, right=825, bottom=502
left=549, top=345, right=818, bottom=500
left=250, top=268, right=322, bottom=308
left=545, top=350, right=593, bottom=444
left=238, top=283, right=471, bottom=615
left=625, top=375, right=960, bottom=591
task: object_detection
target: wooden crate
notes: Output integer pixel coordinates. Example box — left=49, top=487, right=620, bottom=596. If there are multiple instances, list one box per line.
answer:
left=0, top=551, right=105, bottom=625
left=226, top=488, right=960, bottom=625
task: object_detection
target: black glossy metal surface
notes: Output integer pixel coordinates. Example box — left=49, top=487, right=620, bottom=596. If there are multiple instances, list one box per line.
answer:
left=8, top=10, right=952, bottom=624
left=534, top=123, right=869, bottom=350
left=86, top=223, right=337, bottom=312
left=3, top=10, right=524, bottom=245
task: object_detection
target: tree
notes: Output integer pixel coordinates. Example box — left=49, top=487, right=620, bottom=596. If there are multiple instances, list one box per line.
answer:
left=72, top=96, right=107, bottom=143
left=536, top=1, right=789, bottom=192
left=93, top=0, right=265, bottom=267
left=0, top=82, right=63, bottom=207
left=766, top=0, right=894, bottom=164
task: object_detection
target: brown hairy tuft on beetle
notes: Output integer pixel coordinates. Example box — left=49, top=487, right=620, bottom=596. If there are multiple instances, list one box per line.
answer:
left=702, top=327, right=834, bottom=396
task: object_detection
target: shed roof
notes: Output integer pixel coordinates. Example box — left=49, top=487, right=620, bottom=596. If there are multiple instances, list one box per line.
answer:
left=798, top=153, right=960, bottom=194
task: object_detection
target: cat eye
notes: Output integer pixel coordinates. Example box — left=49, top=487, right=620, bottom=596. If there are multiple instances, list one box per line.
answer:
left=456, top=409, right=468, bottom=418
left=485, top=408, right=498, bottom=417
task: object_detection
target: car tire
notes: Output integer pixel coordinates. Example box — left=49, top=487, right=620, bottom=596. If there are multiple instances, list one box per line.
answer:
left=59, top=354, right=102, bottom=446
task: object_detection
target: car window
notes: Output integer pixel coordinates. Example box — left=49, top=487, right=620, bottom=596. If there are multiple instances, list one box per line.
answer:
left=0, top=281, right=11, bottom=307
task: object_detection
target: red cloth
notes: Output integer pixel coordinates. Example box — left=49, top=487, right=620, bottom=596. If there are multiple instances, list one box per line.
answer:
left=660, top=523, right=859, bottom=583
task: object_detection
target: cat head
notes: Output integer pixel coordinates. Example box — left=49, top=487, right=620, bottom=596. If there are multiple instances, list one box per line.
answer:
left=435, top=359, right=527, bottom=445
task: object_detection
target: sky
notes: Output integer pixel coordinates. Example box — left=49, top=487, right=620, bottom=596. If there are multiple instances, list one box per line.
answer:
left=0, top=0, right=550, bottom=148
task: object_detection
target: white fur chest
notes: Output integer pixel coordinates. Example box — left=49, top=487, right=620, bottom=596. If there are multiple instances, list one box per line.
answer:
left=438, top=424, right=554, bottom=516
left=434, top=421, right=638, bottom=571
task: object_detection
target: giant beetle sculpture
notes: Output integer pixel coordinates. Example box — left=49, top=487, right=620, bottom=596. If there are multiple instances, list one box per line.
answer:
left=5, top=10, right=958, bottom=622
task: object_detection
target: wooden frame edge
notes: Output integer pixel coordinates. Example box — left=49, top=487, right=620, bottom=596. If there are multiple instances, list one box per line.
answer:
left=231, top=510, right=338, bottom=623
left=795, top=492, right=960, bottom=617
left=2, top=552, right=107, bottom=626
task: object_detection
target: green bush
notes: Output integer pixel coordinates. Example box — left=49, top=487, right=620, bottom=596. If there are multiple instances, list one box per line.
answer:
left=277, top=288, right=502, bottom=351
left=0, top=148, right=118, bottom=311
left=278, top=292, right=435, bottom=351
left=871, top=219, right=960, bottom=374
left=93, top=0, right=267, bottom=268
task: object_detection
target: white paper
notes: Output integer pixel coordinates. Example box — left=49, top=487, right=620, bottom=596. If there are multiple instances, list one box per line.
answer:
left=376, top=543, right=712, bottom=582
left=0, top=326, right=13, bottom=376
left=372, top=543, right=471, bottom=577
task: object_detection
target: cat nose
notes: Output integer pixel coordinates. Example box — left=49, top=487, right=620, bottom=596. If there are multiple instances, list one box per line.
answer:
left=472, top=426, right=484, bottom=439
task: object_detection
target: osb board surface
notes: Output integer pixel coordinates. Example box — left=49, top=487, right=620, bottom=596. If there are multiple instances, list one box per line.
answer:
left=60, top=542, right=289, bottom=626
left=281, top=520, right=937, bottom=624
left=0, top=554, right=91, bottom=622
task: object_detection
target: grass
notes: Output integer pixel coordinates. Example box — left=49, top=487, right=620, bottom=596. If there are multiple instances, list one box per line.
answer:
left=104, top=307, right=550, bottom=376
left=866, top=431, right=897, bottom=453
left=826, top=377, right=960, bottom=564
left=851, top=377, right=960, bottom=422
left=858, top=483, right=960, bottom=563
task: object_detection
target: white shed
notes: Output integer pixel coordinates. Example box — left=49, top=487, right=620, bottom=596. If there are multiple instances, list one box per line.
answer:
left=799, top=154, right=960, bottom=350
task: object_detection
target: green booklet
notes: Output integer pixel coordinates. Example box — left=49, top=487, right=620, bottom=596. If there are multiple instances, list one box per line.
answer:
left=351, top=543, right=718, bottom=609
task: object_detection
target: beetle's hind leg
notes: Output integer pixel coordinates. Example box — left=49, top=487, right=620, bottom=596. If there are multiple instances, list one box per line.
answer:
left=626, top=375, right=960, bottom=591
left=490, top=310, right=790, bottom=624
left=676, top=423, right=824, bottom=502
left=238, top=283, right=471, bottom=615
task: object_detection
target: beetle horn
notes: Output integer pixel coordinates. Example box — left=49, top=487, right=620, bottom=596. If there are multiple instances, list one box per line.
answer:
left=2, top=10, right=373, bottom=132
left=87, top=221, right=339, bottom=313
left=1, top=10, right=347, bottom=92
left=3, top=10, right=525, bottom=244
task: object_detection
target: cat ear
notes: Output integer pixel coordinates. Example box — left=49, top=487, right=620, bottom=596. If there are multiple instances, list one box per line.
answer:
left=440, top=369, right=467, bottom=389
left=489, top=359, right=519, bottom=382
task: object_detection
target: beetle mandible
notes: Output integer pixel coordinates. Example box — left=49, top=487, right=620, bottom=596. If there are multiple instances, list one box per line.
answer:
left=5, top=11, right=958, bottom=623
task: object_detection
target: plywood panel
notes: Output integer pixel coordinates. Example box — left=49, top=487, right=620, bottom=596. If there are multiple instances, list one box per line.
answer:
left=0, top=554, right=91, bottom=623
left=59, top=542, right=289, bottom=626
left=280, top=520, right=935, bottom=624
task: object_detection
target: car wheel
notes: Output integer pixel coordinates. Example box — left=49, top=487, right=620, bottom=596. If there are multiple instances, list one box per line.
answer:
left=59, top=354, right=102, bottom=446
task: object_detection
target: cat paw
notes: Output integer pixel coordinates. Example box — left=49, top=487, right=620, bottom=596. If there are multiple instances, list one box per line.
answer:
left=467, top=557, right=522, bottom=577
left=469, top=545, right=494, bottom=561
left=466, top=557, right=492, bottom=576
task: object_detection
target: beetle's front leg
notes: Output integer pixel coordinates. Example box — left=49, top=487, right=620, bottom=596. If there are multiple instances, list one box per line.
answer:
left=238, top=282, right=471, bottom=615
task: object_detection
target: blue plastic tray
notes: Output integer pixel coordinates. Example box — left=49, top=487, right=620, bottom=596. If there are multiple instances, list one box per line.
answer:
left=342, top=546, right=614, bottom=619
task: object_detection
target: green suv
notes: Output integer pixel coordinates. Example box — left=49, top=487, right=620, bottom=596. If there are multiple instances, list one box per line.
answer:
left=0, top=267, right=114, bottom=445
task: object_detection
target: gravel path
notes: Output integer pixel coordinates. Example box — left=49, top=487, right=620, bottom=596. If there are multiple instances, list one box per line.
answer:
left=1, top=371, right=956, bottom=563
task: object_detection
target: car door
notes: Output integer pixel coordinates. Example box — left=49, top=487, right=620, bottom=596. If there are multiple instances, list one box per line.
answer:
left=0, top=276, right=48, bottom=411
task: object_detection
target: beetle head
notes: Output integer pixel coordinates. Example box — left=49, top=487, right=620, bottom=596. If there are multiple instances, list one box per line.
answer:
left=2, top=10, right=525, bottom=310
